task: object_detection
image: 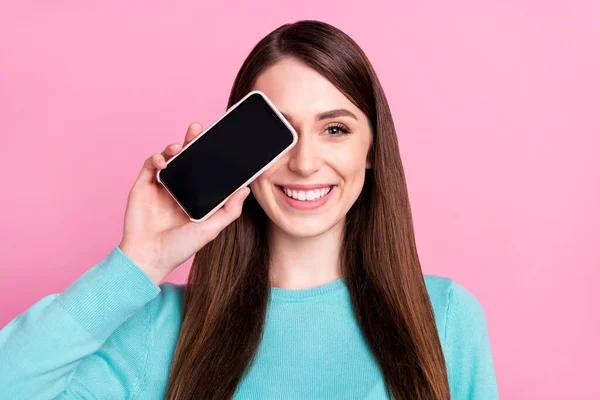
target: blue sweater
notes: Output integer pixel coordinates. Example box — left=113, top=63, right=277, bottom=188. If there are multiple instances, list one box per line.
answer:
left=0, top=245, right=498, bottom=399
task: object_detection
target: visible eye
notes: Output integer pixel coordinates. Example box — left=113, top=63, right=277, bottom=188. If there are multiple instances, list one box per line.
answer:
left=324, top=123, right=351, bottom=136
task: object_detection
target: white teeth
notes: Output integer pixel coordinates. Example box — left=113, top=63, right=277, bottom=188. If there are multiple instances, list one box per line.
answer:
left=281, top=186, right=332, bottom=201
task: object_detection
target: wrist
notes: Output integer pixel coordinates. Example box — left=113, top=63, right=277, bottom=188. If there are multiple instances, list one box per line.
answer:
left=118, top=242, right=167, bottom=285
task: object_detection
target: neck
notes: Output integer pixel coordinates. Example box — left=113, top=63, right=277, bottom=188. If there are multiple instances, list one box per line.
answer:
left=267, top=219, right=344, bottom=290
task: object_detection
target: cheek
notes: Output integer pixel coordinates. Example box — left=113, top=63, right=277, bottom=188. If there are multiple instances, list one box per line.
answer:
left=331, top=142, right=370, bottom=179
left=250, top=174, right=269, bottom=195
left=249, top=180, right=260, bottom=194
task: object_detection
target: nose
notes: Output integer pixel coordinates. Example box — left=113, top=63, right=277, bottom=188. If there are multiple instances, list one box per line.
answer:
left=287, top=133, right=322, bottom=177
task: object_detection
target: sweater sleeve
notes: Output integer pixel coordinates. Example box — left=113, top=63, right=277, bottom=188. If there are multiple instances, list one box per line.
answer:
left=0, top=245, right=162, bottom=400
left=444, top=280, right=499, bottom=400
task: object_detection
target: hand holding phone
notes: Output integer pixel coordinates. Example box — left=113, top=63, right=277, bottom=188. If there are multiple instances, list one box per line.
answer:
left=118, top=123, right=251, bottom=285
left=157, top=91, right=298, bottom=222
left=118, top=91, right=297, bottom=284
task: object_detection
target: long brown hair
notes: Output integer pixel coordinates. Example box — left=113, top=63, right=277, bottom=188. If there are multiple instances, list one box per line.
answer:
left=166, top=20, right=449, bottom=400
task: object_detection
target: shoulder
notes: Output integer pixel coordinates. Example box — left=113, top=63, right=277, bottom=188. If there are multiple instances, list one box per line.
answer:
left=424, top=275, right=499, bottom=398
left=423, top=275, right=488, bottom=346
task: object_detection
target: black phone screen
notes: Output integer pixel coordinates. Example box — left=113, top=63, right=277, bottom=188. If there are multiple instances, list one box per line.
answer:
left=158, top=92, right=295, bottom=221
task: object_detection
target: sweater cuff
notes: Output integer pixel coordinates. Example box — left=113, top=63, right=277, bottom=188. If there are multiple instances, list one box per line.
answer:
left=57, top=245, right=161, bottom=343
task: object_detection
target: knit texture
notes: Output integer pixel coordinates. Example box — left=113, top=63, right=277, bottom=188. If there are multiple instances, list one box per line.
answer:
left=0, top=245, right=498, bottom=399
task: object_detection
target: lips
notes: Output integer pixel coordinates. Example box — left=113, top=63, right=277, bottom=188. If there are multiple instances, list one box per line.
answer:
left=277, top=183, right=335, bottom=190
left=278, top=185, right=333, bottom=201
left=275, top=184, right=336, bottom=210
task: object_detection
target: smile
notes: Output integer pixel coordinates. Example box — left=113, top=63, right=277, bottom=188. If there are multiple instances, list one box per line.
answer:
left=275, top=184, right=336, bottom=210
left=279, top=185, right=332, bottom=201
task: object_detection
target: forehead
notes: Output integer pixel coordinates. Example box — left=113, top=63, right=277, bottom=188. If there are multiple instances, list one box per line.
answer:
left=252, top=58, right=364, bottom=122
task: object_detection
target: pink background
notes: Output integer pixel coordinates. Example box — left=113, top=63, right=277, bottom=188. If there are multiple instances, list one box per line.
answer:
left=1, top=1, right=598, bottom=398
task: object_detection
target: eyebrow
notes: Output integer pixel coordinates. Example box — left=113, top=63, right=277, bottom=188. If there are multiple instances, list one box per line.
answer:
left=281, top=108, right=358, bottom=124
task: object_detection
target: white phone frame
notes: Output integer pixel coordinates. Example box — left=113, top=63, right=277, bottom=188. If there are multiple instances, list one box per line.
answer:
left=156, top=90, right=298, bottom=222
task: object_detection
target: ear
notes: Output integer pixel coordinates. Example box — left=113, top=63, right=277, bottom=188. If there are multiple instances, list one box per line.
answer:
left=366, top=159, right=372, bottom=169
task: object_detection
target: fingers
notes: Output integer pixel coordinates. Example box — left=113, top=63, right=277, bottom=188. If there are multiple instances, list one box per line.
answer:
left=137, top=148, right=175, bottom=184
left=220, top=187, right=251, bottom=217
left=184, top=122, right=203, bottom=146
left=137, top=154, right=164, bottom=184
left=160, top=143, right=182, bottom=162
left=189, top=187, right=251, bottom=240
left=136, top=122, right=203, bottom=185
left=209, top=187, right=251, bottom=226
left=160, top=121, right=203, bottom=163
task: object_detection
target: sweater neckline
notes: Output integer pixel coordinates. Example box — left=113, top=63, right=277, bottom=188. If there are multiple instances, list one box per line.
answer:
left=269, top=277, right=347, bottom=302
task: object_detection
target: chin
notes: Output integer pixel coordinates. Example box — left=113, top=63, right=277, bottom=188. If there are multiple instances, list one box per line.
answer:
left=271, top=215, right=343, bottom=238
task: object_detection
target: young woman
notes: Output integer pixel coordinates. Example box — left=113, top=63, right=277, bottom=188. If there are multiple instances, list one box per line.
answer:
left=0, top=20, right=498, bottom=400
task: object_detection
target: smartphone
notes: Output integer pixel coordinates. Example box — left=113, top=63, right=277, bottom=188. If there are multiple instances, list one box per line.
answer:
left=156, top=90, right=298, bottom=222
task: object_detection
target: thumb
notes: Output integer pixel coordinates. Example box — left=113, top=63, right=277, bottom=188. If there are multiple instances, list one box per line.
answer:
left=183, top=187, right=251, bottom=241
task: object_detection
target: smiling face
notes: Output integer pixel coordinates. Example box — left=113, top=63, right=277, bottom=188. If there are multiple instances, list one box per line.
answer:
left=250, top=57, right=372, bottom=238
